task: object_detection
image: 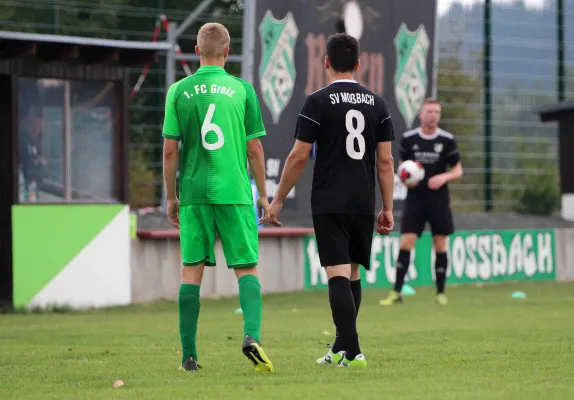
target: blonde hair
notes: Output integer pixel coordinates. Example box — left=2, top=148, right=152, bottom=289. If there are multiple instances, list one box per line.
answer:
left=423, top=98, right=441, bottom=106
left=197, top=22, right=230, bottom=58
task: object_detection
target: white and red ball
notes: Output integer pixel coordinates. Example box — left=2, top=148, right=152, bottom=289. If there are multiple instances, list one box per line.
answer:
left=398, top=160, right=425, bottom=186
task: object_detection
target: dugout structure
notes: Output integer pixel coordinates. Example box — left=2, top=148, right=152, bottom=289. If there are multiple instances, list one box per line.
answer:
left=539, top=101, right=574, bottom=223
left=0, top=31, right=169, bottom=310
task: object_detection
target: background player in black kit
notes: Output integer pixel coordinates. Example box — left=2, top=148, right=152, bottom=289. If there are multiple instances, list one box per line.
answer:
left=380, top=99, right=463, bottom=307
left=264, top=33, right=396, bottom=368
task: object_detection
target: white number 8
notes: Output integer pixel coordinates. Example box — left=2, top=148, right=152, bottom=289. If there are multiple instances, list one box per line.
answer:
left=201, top=103, right=224, bottom=151
left=345, top=109, right=365, bottom=160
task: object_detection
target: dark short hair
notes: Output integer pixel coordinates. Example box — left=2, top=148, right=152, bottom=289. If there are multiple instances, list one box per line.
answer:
left=326, top=33, right=359, bottom=73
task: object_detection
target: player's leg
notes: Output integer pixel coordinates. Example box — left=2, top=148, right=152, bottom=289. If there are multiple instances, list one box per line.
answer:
left=350, top=263, right=362, bottom=319
left=326, top=263, right=367, bottom=368
left=432, top=235, right=449, bottom=305
left=178, top=205, right=216, bottom=371
left=334, top=263, right=362, bottom=350
left=393, top=233, right=418, bottom=292
left=331, top=214, right=372, bottom=358
left=313, top=214, right=365, bottom=368
left=214, top=204, right=273, bottom=372
left=234, top=267, right=273, bottom=372
left=335, top=214, right=375, bottom=367
left=179, top=263, right=205, bottom=371
left=331, top=262, right=361, bottom=359
left=429, top=203, right=455, bottom=305
left=380, top=203, right=424, bottom=306
left=347, top=214, right=373, bottom=320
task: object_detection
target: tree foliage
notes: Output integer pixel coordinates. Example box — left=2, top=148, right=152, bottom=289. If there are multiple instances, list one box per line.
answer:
left=436, top=55, right=483, bottom=210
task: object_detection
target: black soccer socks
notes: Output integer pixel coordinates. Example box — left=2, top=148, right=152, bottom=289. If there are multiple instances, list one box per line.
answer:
left=350, top=279, right=362, bottom=316
left=328, top=276, right=361, bottom=360
left=435, top=252, right=448, bottom=294
left=393, top=249, right=411, bottom=293
left=333, top=279, right=362, bottom=353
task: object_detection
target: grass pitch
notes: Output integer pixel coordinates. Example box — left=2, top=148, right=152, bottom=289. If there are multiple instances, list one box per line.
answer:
left=1, top=281, right=574, bottom=400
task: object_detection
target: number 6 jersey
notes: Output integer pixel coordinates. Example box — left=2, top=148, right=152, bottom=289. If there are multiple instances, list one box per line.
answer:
left=162, top=65, right=266, bottom=206
left=295, top=80, right=395, bottom=215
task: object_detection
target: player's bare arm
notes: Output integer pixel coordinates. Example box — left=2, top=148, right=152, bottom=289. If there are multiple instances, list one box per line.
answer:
left=376, top=141, right=395, bottom=235
left=163, top=137, right=180, bottom=228
left=428, top=161, right=463, bottom=190
left=247, top=138, right=270, bottom=223
left=269, top=139, right=313, bottom=226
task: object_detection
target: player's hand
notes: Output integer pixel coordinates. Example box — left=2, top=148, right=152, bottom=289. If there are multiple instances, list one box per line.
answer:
left=167, top=199, right=180, bottom=229
left=377, top=210, right=394, bottom=235
left=257, top=197, right=271, bottom=225
left=428, top=174, right=448, bottom=190
left=399, top=175, right=419, bottom=189
left=268, top=199, right=283, bottom=227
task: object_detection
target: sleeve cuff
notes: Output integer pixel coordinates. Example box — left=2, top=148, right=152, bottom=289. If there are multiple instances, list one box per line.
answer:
left=162, top=133, right=180, bottom=140
left=247, top=131, right=266, bottom=140
left=448, top=157, right=461, bottom=166
left=295, top=135, right=315, bottom=144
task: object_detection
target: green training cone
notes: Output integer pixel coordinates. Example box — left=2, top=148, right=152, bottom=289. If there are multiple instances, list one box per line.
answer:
left=402, top=285, right=416, bottom=296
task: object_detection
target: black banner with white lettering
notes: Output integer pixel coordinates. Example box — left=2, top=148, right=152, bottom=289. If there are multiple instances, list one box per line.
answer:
left=253, top=0, right=438, bottom=226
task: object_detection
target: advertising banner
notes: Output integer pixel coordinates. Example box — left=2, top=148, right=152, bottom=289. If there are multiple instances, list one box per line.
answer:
left=253, top=0, right=438, bottom=225
left=304, top=230, right=557, bottom=289
left=12, top=205, right=131, bottom=309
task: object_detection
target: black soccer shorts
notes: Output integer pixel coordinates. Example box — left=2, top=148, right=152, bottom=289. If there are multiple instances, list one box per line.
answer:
left=400, top=198, right=454, bottom=237
left=312, top=214, right=375, bottom=270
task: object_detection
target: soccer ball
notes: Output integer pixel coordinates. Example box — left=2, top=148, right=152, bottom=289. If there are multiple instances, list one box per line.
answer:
left=398, top=160, right=425, bottom=186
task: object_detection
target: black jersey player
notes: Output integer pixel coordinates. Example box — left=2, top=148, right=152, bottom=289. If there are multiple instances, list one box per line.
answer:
left=380, top=99, right=463, bottom=306
left=263, top=33, right=396, bottom=368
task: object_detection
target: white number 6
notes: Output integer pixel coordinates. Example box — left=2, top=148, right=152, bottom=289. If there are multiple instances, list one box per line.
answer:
left=345, top=109, right=365, bottom=160
left=201, top=103, right=224, bottom=151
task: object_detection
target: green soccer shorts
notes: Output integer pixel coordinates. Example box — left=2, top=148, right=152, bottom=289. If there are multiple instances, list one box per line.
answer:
left=179, top=204, right=259, bottom=268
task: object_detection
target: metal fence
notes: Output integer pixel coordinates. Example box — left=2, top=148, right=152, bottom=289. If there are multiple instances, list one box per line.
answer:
left=3, top=0, right=573, bottom=213
left=438, top=0, right=573, bottom=212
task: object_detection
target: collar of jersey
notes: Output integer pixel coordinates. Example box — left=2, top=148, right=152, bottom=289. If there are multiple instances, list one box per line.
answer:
left=417, top=129, right=441, bottom=140
left=195, top=65, right=227, bottom=74
left=330, top=79, right=358, bottom=84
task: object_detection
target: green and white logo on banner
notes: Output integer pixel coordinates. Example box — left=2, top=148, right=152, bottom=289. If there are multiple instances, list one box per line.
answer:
left=258, top=10, right=299, bottom=124
left=304, top=230, right=556, bottom=289
left=394, top=23, right=430, bottom=129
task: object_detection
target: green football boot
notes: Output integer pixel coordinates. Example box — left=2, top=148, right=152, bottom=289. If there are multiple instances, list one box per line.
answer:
left=436, top=293, right=448, bottom=306
left=379, top=290, right=403, bottom=306
left=242, top=334, right=274, bottom=372
left=339, top=354, right=367, bottom=368
left=316, top=344, right=345, bottom=366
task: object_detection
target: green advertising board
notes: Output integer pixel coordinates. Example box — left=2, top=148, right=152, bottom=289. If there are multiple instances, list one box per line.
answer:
left=304, top=230, right=556, bottom=289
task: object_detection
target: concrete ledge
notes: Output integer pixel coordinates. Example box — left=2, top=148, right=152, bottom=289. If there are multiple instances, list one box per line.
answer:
left=131, top=228, right=311, bottom=303
left=137, top=227, right=314, bottom=239
left=131, top=227, right=574, bottom=304
left=562, top=194, right=574, bottom=222
left=556, top=228, right=574, bottom=282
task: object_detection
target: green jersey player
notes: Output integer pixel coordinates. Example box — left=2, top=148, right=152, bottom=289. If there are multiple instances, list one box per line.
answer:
left=162, top=22, right=273, bottom=373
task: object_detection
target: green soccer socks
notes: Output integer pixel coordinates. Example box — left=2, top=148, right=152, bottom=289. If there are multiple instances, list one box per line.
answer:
left=179, top=284, right=201, bottom=363
left=238, top=275, right=262, bottom=343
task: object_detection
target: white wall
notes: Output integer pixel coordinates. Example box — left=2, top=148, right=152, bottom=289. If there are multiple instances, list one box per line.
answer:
left=131, top=228, right=574, bottom=303
left=130, top=235, right=307, bottom=302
